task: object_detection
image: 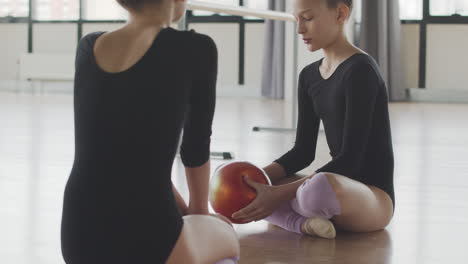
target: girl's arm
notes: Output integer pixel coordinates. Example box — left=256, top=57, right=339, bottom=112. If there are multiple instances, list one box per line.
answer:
left=185, top=161, right=211, bottom=214
left=263, top=162, right=287, bottom=185
left=267, top=68, right=320, bottom=183
left=231, top=173, right=316, bottom=222
left=172, top=183, right=189, bottom=215
left=315, top=63, right=379, bottom=177
left=179, top=35, right=218, bottom=215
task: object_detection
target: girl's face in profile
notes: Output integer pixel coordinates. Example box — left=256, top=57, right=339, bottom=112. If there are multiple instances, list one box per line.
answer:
left=293, top=0, right=348, bottom=52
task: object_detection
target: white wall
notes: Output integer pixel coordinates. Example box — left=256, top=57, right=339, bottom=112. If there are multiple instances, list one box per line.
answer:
left=399, top=24, right=468, bottom=92
left=33, top=24, right=77, bottom=53
left=190, top=22, right=324, bottom=98
left=189, top=23, right=241, bottom=95
left=401, top=24, right=420, bottom=89
left=1, top=21, right=468, bottom=97
left=426, top=24, right=468, bottom=90
left=0, top=24, right=28, bottom=81
left=245, top=23, right=266, bottom=97
left=28, top=24, right=77, bottom=92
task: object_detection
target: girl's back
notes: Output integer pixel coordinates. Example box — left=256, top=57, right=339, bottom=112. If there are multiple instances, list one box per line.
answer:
left=61, top=27, right=217, bottom=263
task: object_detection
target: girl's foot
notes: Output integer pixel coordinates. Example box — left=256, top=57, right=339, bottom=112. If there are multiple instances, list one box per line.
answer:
left=301, top=217, right=336, bottom=239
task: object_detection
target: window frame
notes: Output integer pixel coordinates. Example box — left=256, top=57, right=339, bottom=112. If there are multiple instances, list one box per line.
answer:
left=0, top=0, right=266, bottom=85
left=428, top=0, right=468, bottom=19
left=185, top=0, right=265, bottom=85
left=0, top=0, right=29, bottom=18
left=2, top=0, right=468, bottom=89
left=401, top=0, right=468, bottom=89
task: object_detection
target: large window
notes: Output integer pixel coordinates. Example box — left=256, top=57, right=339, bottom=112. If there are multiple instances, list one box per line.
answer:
left=400, top=0, right=423, bottom=20
left=34, top=0, right=79, bottom=20
left=399, top=0, right=468, bottom=20
left=187, top=0, right=268, bottom=85
left=83, top=0, right=127, bottom=20
left=430, top=0, right=468, bottom=16
left=3, top=0, right=468, bottom=21
left=0, top=0, right=29, bottom=17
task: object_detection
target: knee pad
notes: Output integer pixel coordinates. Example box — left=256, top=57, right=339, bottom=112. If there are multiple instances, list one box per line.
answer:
left=290, top=173, right=341, bottom=219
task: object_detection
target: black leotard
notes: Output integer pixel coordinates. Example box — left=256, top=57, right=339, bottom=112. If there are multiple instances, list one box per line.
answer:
left=61, top=27, right=217, bottom=264
left=275, top=54, right=395, bottom=205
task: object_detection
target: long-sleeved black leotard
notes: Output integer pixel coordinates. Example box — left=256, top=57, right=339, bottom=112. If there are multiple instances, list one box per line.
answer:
left=61, top=27, right=217, bottom=264
left=275, top=54, right=395, bottom=205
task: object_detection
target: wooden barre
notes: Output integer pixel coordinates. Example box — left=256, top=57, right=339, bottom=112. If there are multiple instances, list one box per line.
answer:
left=187, top=0, right=296, bottom=22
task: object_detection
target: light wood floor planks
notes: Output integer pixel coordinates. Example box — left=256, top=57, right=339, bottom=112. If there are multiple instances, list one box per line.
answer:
left=1, top=92, right=467, bottom=264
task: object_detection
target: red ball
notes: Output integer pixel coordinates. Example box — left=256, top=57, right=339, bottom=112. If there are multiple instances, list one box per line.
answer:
left=209, top=161, right=271, bottom=224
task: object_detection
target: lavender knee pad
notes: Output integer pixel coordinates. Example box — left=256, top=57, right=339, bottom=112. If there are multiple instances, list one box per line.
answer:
left=290, top=173, right=341, bottom=219
left=264, top=200, right=307, bottom=235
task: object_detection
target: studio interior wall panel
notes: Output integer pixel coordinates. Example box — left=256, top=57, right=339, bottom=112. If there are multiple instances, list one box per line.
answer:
left=427, top=24, right=468, bottom=90
left=189, top=23, right=239, bottom=87
left=401, top=24, right=420, bottom=89
left=0, top=24, right=28, bottom=80
left=33, top=24, right=77, bottom=53
left=245, top=23, right=266, bottom=96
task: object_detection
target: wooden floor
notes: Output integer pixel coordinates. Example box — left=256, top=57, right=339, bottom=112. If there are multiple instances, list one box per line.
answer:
left=1, top=91, right=468, bottom=264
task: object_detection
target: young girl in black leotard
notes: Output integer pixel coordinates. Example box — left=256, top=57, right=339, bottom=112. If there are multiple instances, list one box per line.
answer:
left=61, top=1, right=240, bottom=263
left=232, top=0, right=394, bottom=238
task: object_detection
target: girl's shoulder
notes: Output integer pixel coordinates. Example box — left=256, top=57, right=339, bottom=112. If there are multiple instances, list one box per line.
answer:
left=78, top=28, right=217, bottom=53
left=332, top=53, right=386, bottom=91
left=190, top=30, right=218, bottom=56
left=77, top=31, right=105, bottom=53
left=168, top=28, right=217, bottom=52
left=299, top=60, right=322, bottom=82
left=341, top=53, right=385, bottom=85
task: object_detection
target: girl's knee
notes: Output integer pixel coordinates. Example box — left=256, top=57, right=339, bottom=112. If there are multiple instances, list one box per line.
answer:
left=292, top=172, right=342, bottom=219
left=182, top=215, right=240, bottom=264
left=297, top=173, right=340, bottom=197
left=320, top=172, right=342, bottom=193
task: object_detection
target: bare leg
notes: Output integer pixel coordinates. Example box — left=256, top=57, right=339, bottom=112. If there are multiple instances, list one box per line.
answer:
left=322, top=173, right=394, bottom=232
left=264, top=200, right=337, bottom=239
left=270, top=172, right=393, bottom=234
left=166, top=215, right=240, bottom=264
left=266, top=174, right=338, bottom=239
